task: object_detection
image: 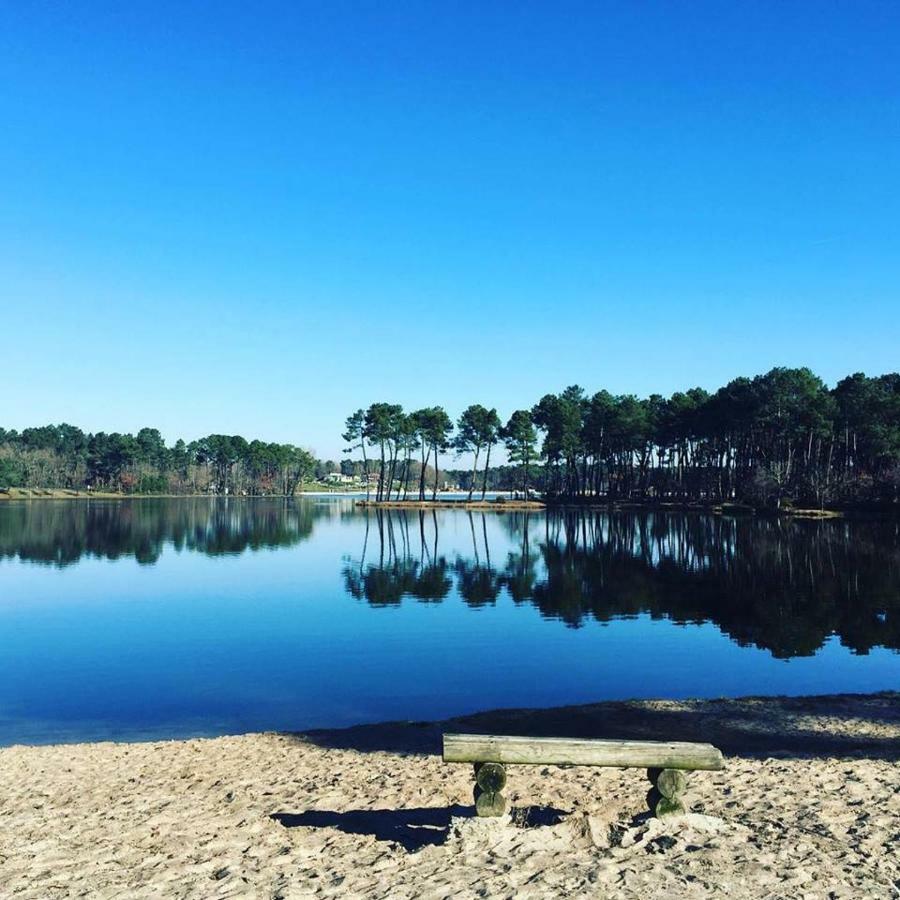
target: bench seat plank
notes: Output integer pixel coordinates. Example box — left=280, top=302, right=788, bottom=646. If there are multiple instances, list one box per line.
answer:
left=443, top=733, right=724, bottom=771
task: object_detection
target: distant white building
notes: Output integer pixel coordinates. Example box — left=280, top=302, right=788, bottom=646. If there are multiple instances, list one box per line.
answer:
left=324, top=472, right=355, bottom=484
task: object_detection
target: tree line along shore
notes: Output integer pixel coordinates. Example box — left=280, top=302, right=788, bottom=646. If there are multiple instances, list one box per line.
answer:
left=2, top=367, right=898, bottom=511
left=344, top=367, right=900, bottom=510
left=0, top=428, right=318, bottom=497
left=0, top=424, right=510, bottom=499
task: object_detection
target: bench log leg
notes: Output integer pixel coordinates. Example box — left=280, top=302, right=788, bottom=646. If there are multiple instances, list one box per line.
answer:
left=646, top=768, right=687, bottom=818
left=473, top=762, right=508, bottom=817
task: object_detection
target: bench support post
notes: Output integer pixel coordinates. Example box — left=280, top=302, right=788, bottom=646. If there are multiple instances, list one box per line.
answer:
left=473, top=762, right=508, bottom=817
left=647, top=768, right=687, bottom=817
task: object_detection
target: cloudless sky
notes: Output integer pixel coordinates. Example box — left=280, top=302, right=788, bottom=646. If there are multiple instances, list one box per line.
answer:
left=2, top=1, right=898, bottom=457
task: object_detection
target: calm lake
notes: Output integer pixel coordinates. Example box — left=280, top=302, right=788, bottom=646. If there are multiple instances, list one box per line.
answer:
left=1, top=497, right=898, bottom=745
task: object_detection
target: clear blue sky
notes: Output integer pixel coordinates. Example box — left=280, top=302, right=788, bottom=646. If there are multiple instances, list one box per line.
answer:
left=3, top=2, right=898, bottom=458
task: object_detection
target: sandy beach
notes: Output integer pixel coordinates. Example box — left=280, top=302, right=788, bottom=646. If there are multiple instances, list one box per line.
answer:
left=1, top=692, right=898, bottom=899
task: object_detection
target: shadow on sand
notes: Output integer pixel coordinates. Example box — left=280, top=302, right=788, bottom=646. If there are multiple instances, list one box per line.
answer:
left=270, top=804, right=567, bottom=852
left=270, top=694, right=898, bottom=855
left=294, top=692, right=900, bottom=762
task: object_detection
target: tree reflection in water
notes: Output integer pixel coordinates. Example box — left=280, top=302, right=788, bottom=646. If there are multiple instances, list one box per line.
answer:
left=3, top=499, right=897, bottom=660
left=0, top=498, right=318, bottom=566
left=342, top=510, right=452, bottom=607
left=344, top=508, right=900, bottom=659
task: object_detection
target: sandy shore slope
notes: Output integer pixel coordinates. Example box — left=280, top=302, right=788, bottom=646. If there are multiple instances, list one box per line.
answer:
left=1, top=693, right=898, bottom=899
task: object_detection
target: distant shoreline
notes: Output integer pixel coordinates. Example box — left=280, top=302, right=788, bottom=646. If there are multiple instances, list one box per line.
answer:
left=0, top=487, right=355, bottom=502
left=543, top=500, right=847, bottom=519
left=0, top=488, right=298, bottom=502
left=355, top=498, right=854, bottom=518
left=355, top=498, right=546, bottom=510
left=3, top=488, right=893, bottom=519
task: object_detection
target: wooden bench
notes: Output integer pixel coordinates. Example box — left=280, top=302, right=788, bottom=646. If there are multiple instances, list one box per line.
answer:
left=443, top=733, right=725, bottom=818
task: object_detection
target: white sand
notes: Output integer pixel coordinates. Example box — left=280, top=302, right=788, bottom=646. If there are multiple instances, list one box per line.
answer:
left=1, top=693, right=898, bottom=899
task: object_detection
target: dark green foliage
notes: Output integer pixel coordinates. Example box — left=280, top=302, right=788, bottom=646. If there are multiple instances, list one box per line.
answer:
left=0, top=457, right=24, bottom=489
left=0, top=424, right=315, bottom=496
left=455, top=405, right=502, bottom=501
left=528, top=367, right=899, bottom=506
left=137, top=474, right=168, bottom=494
left=349, top=404, right=453, bottom=501
left=362, top=403, right=407, bottom=501
left=500, top=410, right=538, bottom=495
left=351, top=366, right=900, bottom=507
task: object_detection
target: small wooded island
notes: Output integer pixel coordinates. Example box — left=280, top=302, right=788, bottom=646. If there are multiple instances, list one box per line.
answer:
left=343, top=368, right=900, bottom=513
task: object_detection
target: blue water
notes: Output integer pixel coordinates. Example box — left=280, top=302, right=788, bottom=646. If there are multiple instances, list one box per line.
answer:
left=0, top=497, right=897, bottom=745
